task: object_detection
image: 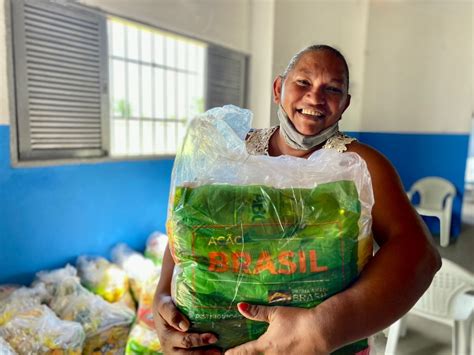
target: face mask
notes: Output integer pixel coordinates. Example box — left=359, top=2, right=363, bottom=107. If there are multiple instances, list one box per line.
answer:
left=277, top=105, right=340, bottom=151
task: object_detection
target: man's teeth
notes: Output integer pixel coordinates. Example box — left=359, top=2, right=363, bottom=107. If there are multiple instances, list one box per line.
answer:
left=301, top=109, right=324, bottom=117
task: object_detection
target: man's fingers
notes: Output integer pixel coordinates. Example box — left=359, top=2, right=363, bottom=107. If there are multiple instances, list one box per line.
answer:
left=237, top=302, right=275, bottom=323
left=224, top=339, right=262, bottom=355
left=168, top=330, right=218, bottom=349
left=173, top=348, right=221, bottom=355
left=155, top=295, right=190, bottom=331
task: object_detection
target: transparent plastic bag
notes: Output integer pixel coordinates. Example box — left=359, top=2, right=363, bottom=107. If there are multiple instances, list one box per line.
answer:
left=168, top=105, right=374, bottom=352
left=125, top=322, right=162, bottom=355
left=144, top=232, right=168, bottom=267
left=76, top=255, right=135, bottom=310
left=35, top=266, right=135, bottom=353
left=0, top=304, right=85, bottom=354
left=111, top=244, right=160, bottom=301
left=0, top=283, right=49, bottom=326
left=0, top=336, right=17, bottom=355
left=125, top=274, right=161, bottom=354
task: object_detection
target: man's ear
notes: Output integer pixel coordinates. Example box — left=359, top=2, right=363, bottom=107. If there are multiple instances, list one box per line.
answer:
left=273, top=76, right=283, bottom=104
left=343, top=94, right=351, bottom=111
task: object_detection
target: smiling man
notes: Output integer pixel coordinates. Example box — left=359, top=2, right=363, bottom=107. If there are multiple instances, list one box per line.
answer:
left=153, top=45, right=441, bottom=355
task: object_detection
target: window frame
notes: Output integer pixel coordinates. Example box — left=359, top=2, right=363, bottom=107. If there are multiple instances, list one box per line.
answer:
left=8, top=0, right=249, bottom=167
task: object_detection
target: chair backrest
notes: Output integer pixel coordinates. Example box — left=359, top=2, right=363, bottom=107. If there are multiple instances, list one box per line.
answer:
left=413, top=258, right=474, bottom=321
left=408, top=177, right=456, bottom=210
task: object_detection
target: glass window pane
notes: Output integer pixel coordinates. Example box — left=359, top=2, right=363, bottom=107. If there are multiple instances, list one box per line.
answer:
left=128, top=120, right=141, bottom=155
left=111, top=21, right=125, bottom=57
left=154, top=121, right=166, bottom=154
left=112, top=59, right=126, bottom=117
left=142, top=65, right=152, bottom=118
left=143, top=121, right=154, bottom=154
left=128, top=63, right=140, bottom=117
left=112, top=119, right=127, bottom=155
left=127, top=26, right=139, bottom=61
left=153, top=33, right=165, bottom=65
left=141, top=30, right=152, bottom=63
left=166, top=123, right=177, bottom=154
left=187, top=43, right=197, bottom=72
left=177, top=72, right=186, bottom=120
left=177, top=39, right=186, bottom=70
left=166, top=70, right=176, bottom=118
left=154, top=68, right=165, bottom=118
left=166, top=37, right=176, bottom=68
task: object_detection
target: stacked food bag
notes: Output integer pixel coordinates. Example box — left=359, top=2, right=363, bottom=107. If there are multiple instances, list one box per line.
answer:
left=35, top=265, right=136, bottom=354
left=0, top=283, right=85, bottom=354
left=167, top=105, right=374, bottom=353
left=0, top=232, right=167, bottom=354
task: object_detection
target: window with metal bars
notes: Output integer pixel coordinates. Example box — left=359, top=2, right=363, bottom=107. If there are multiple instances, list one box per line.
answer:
left=11, top=0, right=247, bottom=162
left=108, top=18, right=206, bottom=156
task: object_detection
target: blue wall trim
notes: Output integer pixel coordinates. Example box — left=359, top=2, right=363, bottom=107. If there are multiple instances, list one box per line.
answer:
left=348, top=131, right=470, bottom=238
left=0, top=125, right=174, bottom=284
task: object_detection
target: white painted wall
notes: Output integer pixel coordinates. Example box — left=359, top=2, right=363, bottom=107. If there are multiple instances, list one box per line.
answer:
left=0, top=0, right=9, bottom=125
left=270, top=0, right=370, bottom=132
left=248, top=0, right=275, bottom=128
left=80, top=0, right=251, bottom=53
left=362, top=0, right=472, bottom=133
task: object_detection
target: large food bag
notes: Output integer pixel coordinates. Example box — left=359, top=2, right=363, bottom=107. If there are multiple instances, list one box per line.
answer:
left=35, top=266, right=135, bottom=354
left=0, top=284, right=49, bottom=326
left=0, top=305, right=85, bottom=354
left=111, top=244, right=160, bottom=302
left=0, top=336, right=17, bottom=355
left=76, top=255, right=136, bottom=311
left=168, top=106, right=374, bottom=353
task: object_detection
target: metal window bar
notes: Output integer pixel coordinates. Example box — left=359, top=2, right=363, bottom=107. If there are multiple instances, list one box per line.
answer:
left=138, top=26, right=143, bottom=155
left=123, top=25, right=129, bottom=154
left=151, top=31, right=156, bottom=154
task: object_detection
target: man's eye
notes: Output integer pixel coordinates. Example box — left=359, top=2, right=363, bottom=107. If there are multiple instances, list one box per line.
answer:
left=296, top=80, right=310, bottom=86
left=326, top=87, right=343, bottom=94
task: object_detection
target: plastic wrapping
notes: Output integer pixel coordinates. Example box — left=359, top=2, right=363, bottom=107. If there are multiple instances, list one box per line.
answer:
left=125, top=323, right=162, bottom=355
left=144, top=232, right=168, bottom=267
left=125, top=268, right=164, bottom=352
left=35, top=266, right=135, bottom=353
left=111, top=244, right=160, bottom=301
left=0, top=284, right=49, bottom=326
left=0, top=305, right=85, bottom=354
left=168, top=106, right=374, bottom=352
left=76, top=255, right=135, bottom=310
left=0, top=336, right=17, bottom=355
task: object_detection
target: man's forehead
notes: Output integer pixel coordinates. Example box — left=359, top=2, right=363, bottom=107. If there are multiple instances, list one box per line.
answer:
left=293, top=66, right=346, bottom=84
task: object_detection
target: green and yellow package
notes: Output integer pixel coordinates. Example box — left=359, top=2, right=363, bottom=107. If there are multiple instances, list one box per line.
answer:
left=168, top=106, right=374, bottom=354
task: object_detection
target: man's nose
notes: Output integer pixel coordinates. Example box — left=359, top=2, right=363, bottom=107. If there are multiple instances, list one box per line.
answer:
left=305, top=87, right=326, bottom=105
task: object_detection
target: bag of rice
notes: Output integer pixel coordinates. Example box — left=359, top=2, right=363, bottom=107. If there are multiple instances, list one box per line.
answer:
left=168, top=105, right=374, bottom=353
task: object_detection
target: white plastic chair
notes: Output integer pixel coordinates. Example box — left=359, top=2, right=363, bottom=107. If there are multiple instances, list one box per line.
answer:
left=386, top=258, right=474, bottom=355
left=407, top=176, right=456, bottom=247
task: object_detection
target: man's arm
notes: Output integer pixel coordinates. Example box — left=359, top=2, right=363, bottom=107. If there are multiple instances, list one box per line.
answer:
left=226, top=143, right=441, bottom=354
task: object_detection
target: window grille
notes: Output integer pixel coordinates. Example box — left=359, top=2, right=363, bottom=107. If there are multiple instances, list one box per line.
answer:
left=108, top=18, right=206, bottom=156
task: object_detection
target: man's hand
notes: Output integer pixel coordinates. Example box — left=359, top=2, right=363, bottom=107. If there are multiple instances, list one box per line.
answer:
left=224, top=303, right=329, bottom=355
left=153, top=293, right=221, bottom=354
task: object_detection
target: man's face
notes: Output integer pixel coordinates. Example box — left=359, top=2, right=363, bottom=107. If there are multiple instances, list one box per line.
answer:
left=273, top=50, right=351, bottom=136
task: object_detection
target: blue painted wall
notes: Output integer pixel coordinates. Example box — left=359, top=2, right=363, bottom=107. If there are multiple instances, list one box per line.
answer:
left=0, top=125, right=174, bottom=285
left=0, top=125, right=469, bottom=284
left=356, top=132, right=469, bottom=237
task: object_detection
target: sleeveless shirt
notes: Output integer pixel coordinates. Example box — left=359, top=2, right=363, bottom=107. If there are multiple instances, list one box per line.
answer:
left=245, top=126, right=356, bottom=155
